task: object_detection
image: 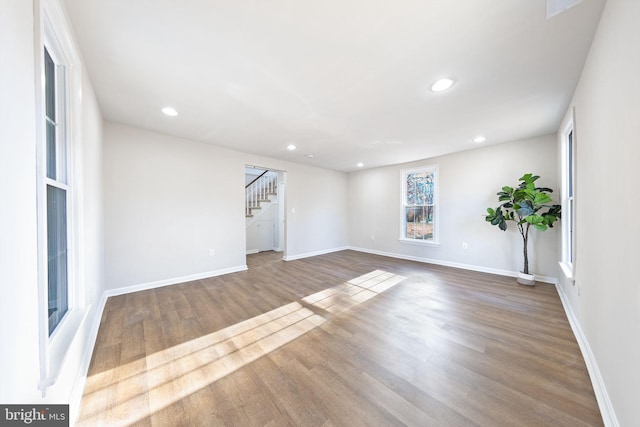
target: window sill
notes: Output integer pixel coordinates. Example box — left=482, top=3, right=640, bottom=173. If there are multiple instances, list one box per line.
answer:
left=399, top=238, right=440, bottom=247
left=40, top=307, right=89, bottom=394
left=558, top=261, right=575, bottom=281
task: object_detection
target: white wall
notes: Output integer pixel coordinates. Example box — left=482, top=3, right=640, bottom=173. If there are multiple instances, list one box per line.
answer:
left=0, top=0, right=104, bottom=411
left=0, top=0, right=41, bottom=404
left=557, top=0, right=640, bottom=424
left=282, top=162, right=349, bottom=258
left=103, top=122, right=349, bottom=291
left=349, top=135, right=560, bottom=279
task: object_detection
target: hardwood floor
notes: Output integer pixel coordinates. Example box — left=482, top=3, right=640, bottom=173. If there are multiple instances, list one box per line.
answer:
left=77, top=250, right=603, bottom=426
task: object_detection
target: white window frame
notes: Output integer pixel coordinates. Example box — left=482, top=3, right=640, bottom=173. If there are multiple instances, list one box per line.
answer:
left=559, top=109, right=576, bottom=280
left=399, top=165, right=440, bottom=246
left=35, top=0, right=88, bottom=396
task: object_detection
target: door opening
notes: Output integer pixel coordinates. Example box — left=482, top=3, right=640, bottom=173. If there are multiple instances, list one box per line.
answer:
left=244, top=165, right=286, bottom=263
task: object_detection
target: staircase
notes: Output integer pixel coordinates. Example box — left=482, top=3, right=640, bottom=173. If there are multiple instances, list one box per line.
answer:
left=245, top=170, right=278, bottom=223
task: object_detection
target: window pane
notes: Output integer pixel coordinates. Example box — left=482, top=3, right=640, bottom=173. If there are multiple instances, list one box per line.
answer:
left=406, top=171, right=434, bottom=205
left=47, top=185, right=68, bottom=335
left=569, top=198, right=574, bottom=263
left=46, top=120, right=56, bottom=179
left=45, top=48, right=57, bottom=180
left=44, top=48, right=56, bottom=121
left=568, top=131, right=573, bottom=197
left=404, top=206, right=434, bottom=241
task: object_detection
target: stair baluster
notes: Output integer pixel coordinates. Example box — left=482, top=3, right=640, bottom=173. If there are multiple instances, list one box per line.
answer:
left=245, top=171, right=278, bottom=220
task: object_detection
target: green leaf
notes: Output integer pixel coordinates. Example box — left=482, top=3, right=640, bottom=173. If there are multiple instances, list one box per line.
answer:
left=513, top=189, right=527, bottom=202
left=534, top=193, right=552, bottom=204
left=525, top=214, right=544, bottom=225
left=520, top=173, right=533, bottom=182
left=517, top=201, right=535, bottom=217
left=520, top=174, right=539, bottom=184
left=547, top=205, right=562, bottom=217
left=488, top=174, right=559, bottom=234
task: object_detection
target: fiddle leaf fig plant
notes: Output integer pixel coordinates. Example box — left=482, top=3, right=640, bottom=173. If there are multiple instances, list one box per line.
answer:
left=485, top=173, right=561, bottom=275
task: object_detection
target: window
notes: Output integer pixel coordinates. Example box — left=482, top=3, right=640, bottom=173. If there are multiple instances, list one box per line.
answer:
left=36, top=0, right=88, bottom=396
left=559, top=113, right=576, bottom=279
left=44, top=45, right=69, bottom=335
left=400, top=165, right=439, bottom=245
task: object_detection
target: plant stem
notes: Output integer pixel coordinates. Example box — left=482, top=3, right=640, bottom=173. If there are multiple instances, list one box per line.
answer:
left=517, top=219, right=530, bottom=274
left=523, top=224, right=529, bottom=274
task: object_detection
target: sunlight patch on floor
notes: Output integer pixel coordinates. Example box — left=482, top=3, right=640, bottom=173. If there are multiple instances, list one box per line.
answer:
left=303, top=270, right=406, bottom=314
left=77, top=270, right=406, bottom=426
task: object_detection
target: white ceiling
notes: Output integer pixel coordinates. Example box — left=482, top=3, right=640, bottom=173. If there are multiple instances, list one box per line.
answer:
left=64, top=0, right=605, bottom=172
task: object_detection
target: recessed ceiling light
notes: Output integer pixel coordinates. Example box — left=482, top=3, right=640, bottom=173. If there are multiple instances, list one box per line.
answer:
left=473, top=136, right=487, bottom=143
left=286, top=144, right=297, bottom=151
left=430, top=78, right=455, bottom=92
left=306, top=154, right=315, bottom=159
left=161, top=107, right=178, bottom=116
left=357, top=162, right=364, bottom=168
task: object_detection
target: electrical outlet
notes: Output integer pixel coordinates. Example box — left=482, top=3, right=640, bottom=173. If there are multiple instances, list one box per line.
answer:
left=209, top=249, right=215, bottom=256
left=462, top=242, right=468, bottom=250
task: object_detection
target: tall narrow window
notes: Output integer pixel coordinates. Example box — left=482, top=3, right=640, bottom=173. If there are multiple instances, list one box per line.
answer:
left=566, top=129, right=574, bottom=264
left=401, top=165, right=439, bottom=244
left=38, top=1, right=89, bottom=396
left=44, top=46, right=69, bottom=335
left=560, top=118, right=576, bottom=279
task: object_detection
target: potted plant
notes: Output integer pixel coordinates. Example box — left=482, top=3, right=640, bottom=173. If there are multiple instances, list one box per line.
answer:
left=485, top=173, right=561, bottom=285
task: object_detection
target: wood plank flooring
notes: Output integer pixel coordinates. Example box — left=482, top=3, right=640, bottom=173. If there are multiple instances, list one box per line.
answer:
left=77, top=250, right=603, bottom=426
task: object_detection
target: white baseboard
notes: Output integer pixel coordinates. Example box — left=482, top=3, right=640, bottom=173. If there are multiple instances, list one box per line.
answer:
left=555, top=284, right=619, bottom=426
left=69, top=293, right=108, bottom=426
left=246, top=249, right=259, bottom=255
left=282, top=246, right=349, bottom=261
left=105, top=265, right=248, bottom=297
left=348, top=246, right=557, bottom=284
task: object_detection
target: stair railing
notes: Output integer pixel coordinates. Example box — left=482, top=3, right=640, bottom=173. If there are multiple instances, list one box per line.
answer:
left=245, top=171, right=278, bottom=216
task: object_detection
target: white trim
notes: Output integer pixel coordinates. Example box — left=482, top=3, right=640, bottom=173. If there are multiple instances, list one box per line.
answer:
left=246, top=249, right=260, bottom=255
left=35, top=0, right=86, bottom=396
left=558, top=260, right=575, bottom=280
left=400, top=164, right=440, bottom=245
left=398, top=238, right=440, bottom=248
left=282, top=246, right=349, bottom=262
left=105, top=266, right=248, bottom=297
left=348, top=246, right=558, bottom=284
left=560, top=109, right=576, bottom=278
left=69, top=295, right=106, bottom=426
left=555, top=283, right=619, bottom=426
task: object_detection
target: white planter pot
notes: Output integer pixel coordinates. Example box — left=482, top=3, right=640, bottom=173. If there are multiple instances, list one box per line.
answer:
left=517, top=272, right=536, bottom=286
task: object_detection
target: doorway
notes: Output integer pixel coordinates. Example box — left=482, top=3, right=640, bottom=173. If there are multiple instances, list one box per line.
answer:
left=244, top=165, right=286, bottom=260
